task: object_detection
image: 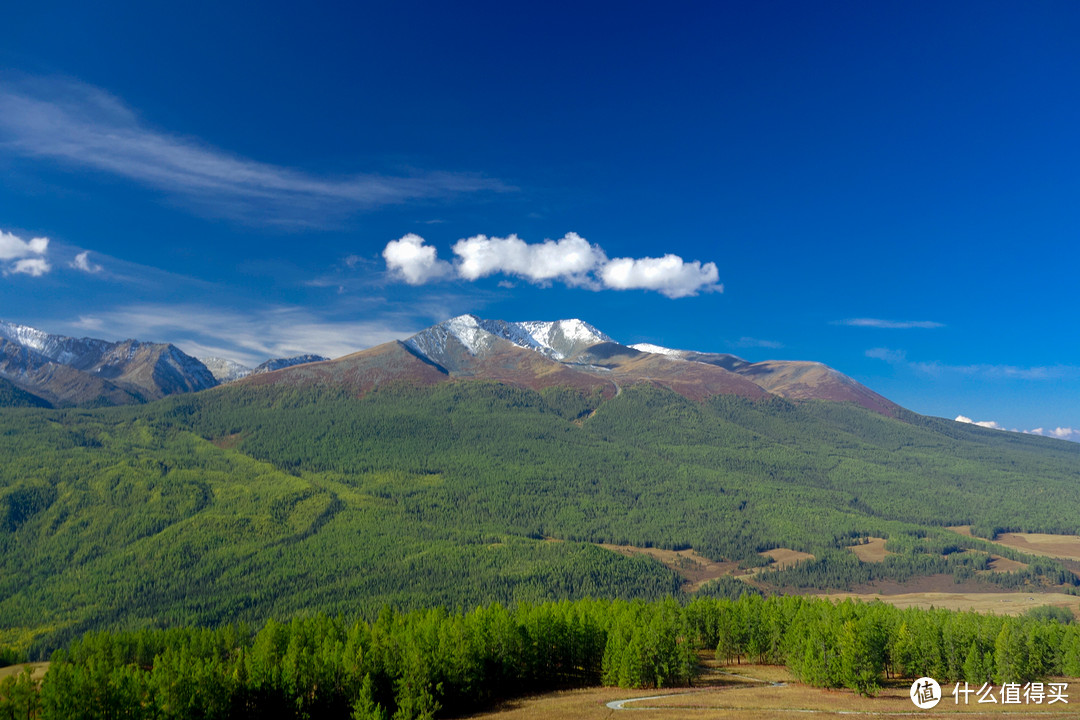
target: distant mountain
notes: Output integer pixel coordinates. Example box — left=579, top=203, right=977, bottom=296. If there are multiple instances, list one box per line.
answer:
left=251, top=314, right=893, bottom=413
left=0, top=314, right=899, bottom=414
left=0, top=321, right=218, bottom=406
left=201, top=357, right=252, bottom=383
left=252, top=354, right=328, bottom=375
left=201, top=354, right=330, bottom=383
left=629, top=343, right=899, bottom=416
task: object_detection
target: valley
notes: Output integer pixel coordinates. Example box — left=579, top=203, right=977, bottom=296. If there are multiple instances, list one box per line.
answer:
left=2, top=315, right=1079, bottom=718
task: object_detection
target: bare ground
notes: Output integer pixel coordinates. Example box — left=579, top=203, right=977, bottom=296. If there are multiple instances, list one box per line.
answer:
left=598, top=544, right=740, bottom=592
left=464, top=661, right=1079, bottom=719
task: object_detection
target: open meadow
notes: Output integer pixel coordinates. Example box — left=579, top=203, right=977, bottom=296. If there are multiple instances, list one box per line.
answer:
left=467, top=662, right=1079, bottom=720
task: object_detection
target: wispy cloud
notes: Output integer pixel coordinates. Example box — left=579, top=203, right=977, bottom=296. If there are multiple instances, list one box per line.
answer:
left=68, top=304, right=420, bottom=367
left=69, top=250, right=102, bottom=273
left=382, top=232, right=723, bottom=299
left=837, top=318, right=944, bottom=329
left=0, top=228, right=51, bottom=277
left=0, top=77, right=508, bottom=225
left=867, top=347, right=1079, bottom=381
left=735, top=337, right=784, bottom=349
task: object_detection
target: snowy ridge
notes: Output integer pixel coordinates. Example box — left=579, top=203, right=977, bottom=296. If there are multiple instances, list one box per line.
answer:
left=201, top=357, right=253, bottom=383
left=516, top=319, right=613, bottom=359
left=629, top=343, right=686, bottom=357
left=0, top=320, right=219, bottom=403
left=0, top=320, right=112, bottom=366
left=405, top=315, right=614, bottom=363
left=252, top=354, right=329, bottom=375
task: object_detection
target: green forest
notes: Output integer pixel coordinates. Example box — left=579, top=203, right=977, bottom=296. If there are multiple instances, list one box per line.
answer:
left=3, top=595, right=1080, bottom=719
left=2, top=380, right=1080, bottom=659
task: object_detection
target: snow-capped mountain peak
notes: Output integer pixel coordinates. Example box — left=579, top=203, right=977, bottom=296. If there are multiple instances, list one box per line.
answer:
left=405, top=315, right=614, bottom=366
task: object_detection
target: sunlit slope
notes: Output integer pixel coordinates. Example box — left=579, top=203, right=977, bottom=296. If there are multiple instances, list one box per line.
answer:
left=2, top=381, right=1079, bottom=654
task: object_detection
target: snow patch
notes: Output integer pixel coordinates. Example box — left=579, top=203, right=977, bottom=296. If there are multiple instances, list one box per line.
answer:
left=629, top=343, right=685, bottom=357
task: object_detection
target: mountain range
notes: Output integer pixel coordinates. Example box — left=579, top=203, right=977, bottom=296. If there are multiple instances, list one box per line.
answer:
left=0, top=315, right=898, bottom=416
left=241, top=314, right=899, bottom=416
left=0, top=320, right=327, bottom=407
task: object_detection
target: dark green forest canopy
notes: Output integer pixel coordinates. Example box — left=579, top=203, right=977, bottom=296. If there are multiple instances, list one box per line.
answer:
left=6, top=596, right=1080, bottom=719
left=1, top=381, right=1079, bottom=654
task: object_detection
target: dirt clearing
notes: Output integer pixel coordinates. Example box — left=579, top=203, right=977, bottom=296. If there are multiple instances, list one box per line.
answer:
left=598, top=544, right=740, bottom=592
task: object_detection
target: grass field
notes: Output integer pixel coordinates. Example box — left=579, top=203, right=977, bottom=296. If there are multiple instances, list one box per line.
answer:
left=757, top=548, right=815, bottom=569
left=846, top=537, right=892, bottom=562
left=466, top=661, right=1079, bottom=719
left=949, top=527, right=1080, bottom=563
left=0, top=662, right=48, bottom=682
left=986, top=554, right=1029, bottom=573
left=813, top=591, right=1080, bottom=617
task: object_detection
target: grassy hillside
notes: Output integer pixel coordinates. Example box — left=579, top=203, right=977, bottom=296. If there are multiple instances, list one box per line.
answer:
left=1, top=381, right=1078, bottom=655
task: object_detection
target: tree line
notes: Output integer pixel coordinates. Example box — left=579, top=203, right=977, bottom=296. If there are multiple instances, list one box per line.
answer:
left=3, top=595, right=1079, bottom=719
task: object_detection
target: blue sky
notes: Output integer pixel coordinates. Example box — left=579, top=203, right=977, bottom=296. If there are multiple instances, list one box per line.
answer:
left=1, top=2, right=1078, bottom=437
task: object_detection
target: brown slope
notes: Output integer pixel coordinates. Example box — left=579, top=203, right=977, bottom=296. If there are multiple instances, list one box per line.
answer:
left=241, top=339, right=618, bottom=399
left=569, top=343, right=771, bottom=401
left=461, top=342, right=618, bottom=397
left=239, top=341, right=450, bottom=394
left=736, top=360, right=900, bottom=417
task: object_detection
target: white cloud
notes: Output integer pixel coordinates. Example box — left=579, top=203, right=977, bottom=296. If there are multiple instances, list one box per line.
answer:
left=838, top=318, right=944, bottom=329
left=955, top=417, right=1080, bottom=443
left=0, top=77, right=506, bottom=225
left=600, top=254, right=721, bottom=298
left=70, top=250, right=102, bottom=273
left=0, top=230, right=49, bottom=260
left=954, top=415, right=1006, bottom=430
left=10, top=257, right=51, bottom=277
left=453, top=232, right=605, bottom=286
left=383, top=234, right=453, bottom=285
left=0, top=229, right=50, bottom=277
left=1027, top=427, right=1080, bottom=443
left=380, top=232, right=723, bottom=298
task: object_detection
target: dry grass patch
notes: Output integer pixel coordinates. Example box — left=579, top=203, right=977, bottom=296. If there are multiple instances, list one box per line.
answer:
left=0, top=662, right=48, bottom=682
left=986, top=554, right=1029, bottom=573
left=847, top=537, right=892, bottom=562
left=815, top=591, right=1080, bottom=617
left=743, top=548, right=815, bottom=576
left=994, top=533, right=1080, bottom=562
left=598, top=544, right=740, bottom=592
left=948, top=526, right=1080, bottom=563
